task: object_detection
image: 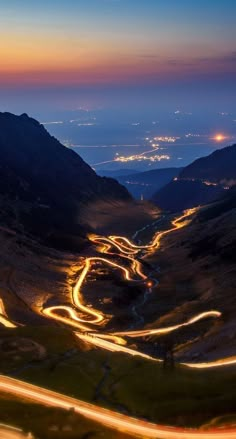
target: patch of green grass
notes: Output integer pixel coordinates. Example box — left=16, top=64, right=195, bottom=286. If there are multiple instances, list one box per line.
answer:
left=0, top=325, right=78, bottom=353
left=1, top=326, right=236, bottom=429
left=0, top=396, right=133, bottom=439
left=18, top=351, right=106, bottom=402
left=102, top=355, right=236, bottom=427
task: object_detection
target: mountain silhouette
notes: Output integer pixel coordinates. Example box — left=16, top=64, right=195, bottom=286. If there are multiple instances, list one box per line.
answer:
left=0, top=112, right=130, bottom=248
left=152, top=144, right=236, bottom=211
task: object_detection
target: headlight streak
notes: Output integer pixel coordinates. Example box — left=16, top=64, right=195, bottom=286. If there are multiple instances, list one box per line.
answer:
left=0, top=298, right=17, bottom=328
left=1, top=375, right=236, bottom=438
left=42, top=207, right=236, bottom=370
left=0, top=423, right=32, bottom=439
left=113, top=311, right=222, bottom=338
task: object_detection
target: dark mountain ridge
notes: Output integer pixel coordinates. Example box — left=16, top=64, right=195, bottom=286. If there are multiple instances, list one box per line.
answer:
left=152, top=143, right=236, bottom=212
left=0, top=112, right=131, bottom=247
left=180, top=143, right=236, bottom=183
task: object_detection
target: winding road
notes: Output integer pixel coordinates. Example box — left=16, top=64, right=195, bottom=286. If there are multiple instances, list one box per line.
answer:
left=0, top=423, right=32, bottom=439
left=1, top=375, right=236, bottom=439
left=1, top=208, right=236, bottom=437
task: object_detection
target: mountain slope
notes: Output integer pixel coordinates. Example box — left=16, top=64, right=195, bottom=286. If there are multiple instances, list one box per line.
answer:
left=145, top=189, right=236, bottom=361
left=0, top=112, right=131, bottom=247
left=152, top=179, right=225, bottom=211
left=97, top=169, right=139, bottom=178
left=180, top=143, right=236, bottom=182
left=152, top=144, right=236, bottom=211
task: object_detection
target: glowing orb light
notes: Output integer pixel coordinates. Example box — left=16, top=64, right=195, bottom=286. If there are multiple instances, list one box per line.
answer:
left=214, top=134, right=225, bottom=142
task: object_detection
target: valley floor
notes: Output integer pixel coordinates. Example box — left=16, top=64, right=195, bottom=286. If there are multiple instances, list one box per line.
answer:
left=0, top=206, right=236, bottom=437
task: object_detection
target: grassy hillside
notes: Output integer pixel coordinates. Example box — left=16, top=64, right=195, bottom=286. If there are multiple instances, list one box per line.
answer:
left=0, top=326, right=236, bottom=429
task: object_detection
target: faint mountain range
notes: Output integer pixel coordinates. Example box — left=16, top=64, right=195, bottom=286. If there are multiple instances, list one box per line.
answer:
left=152, top=144, right=236, bottom=211
left=115, top=167, right=183, bottom=199
left=97, top=169, right=140, bottom=178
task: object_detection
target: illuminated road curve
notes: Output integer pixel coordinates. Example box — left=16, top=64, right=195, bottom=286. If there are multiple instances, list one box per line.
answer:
left=39, top=209, right=236, bottom=369
left=1, top=209, right=236, bottom=436
left=77, top=331, right=236, bottom=370
left=2, top=208, right=236, bottom=371
left=108, top=208, right=198, bottom=254
left=42, top=254, right=146, bottom=331
left=1, top=375, right=236, bottom=439
left=0, top=423, right=33, bottom=439
left=75, top=332, right=160, bottom=361
left=113, top=311, right=222, bottom=338
left=2, top=294, right=235, bottom=369
left=42, top=209, right=198, bottom=330
left=0, top=299, right=17, bottom=328
left=183, top=356, right=236, bottom=369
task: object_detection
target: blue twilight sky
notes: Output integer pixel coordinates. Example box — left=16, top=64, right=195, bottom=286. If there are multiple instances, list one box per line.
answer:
left=0, top=0, right=235, bottom=138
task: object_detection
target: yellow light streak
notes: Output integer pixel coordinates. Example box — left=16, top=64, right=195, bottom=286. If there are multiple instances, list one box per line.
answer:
left=0, top=423, right=32, bottom=439
left=1, top=375, right=236, bottom=438
left=0, top=298, right=17, bottom=328
left=109, top=208, right=198, bottom=253
left=113, top=311, right=222, bottom=338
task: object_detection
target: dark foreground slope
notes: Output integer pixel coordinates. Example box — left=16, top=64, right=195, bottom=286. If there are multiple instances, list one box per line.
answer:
left=152, top=144, right=236, bottom=211
left=0, top=195, right=236, bottom=431
left=0, top=112, right=131, bottom=248
left=145, top=187, right=236, bottom=361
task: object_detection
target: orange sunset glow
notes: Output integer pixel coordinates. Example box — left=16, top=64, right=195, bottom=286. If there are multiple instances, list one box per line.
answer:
left=0, top=1, right=236, bottom=87
left=0, top=1, right=236, bottom=439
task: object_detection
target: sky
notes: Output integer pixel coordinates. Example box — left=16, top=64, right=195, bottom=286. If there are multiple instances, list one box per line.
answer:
left=0, top=1, right=236, bottom=122
left=1, top=0, right=236, bottom=86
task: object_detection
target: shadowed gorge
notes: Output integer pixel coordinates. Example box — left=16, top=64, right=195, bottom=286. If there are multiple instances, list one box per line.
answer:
left=0, top=112, right=132, bottom=249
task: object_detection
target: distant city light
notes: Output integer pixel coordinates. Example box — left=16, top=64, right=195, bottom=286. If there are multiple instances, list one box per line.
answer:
left=41, top=121, right=63, bottom=125
left=78, top=123, right=97, bottom=126
left=114, top=154, right=170, bottom=163
left=154, top=136, right=179, bottom=143
left=214, top=134, right=225, bottom=142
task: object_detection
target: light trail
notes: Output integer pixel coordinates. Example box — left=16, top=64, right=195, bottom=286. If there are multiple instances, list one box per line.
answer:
left=89, top=235, right=147, bottom=279
left=0, top=424, right=32, bottom=439
left=78, top=329, right=236, bottom=370
left=2, top=206, right=236, bottom=439
left=92, top=146, right=170, bottom=167
left=1, top=375, right=236, bottom=439
left=91, top=235, right=138, bottom=255
left=76, top=332, right=159, bottom=360
left=42, top=255, right=146, bottom=330
left=71, top=258, right=104, bottom=324
left=133, top=259, right=148, bottom=280
left=113, top=311, right=222, bottom=338
left=40, top=207, right=236, bottom=370
left=90, top=333, right=127, bottom=345
left=183, top=356, right=236, bottom=369
left=43, top=306, right=94, bottom=332
left=109, top=208, right=198, bottom=253
left=0, top=298, right=17, bottom=328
